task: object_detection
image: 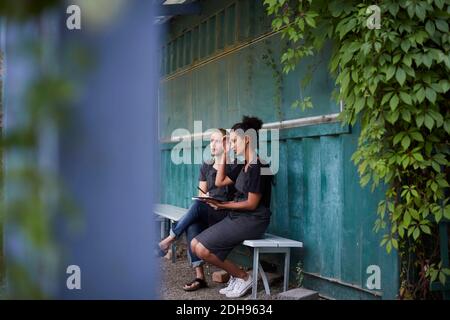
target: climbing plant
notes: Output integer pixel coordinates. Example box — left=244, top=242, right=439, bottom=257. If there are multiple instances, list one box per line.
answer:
left=264, top=0, right=450, bottom=299
left=262, top=39, right=284, bottom=120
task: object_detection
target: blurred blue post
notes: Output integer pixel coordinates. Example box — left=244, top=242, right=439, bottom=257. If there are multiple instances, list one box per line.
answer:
left=58, top=0, right=160, bottom=299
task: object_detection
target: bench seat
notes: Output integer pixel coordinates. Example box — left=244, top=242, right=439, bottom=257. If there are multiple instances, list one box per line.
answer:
left=154, top=204, right=304, bottom=299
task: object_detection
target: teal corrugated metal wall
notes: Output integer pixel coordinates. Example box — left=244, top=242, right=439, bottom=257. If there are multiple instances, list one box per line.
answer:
left=158, top=0, right=399, bottom=299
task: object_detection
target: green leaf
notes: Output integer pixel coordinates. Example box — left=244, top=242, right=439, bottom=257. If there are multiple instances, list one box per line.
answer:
left=423, top=53, right=433, bottom=68
left=401, top=135, right=411, bottom=150
left=407, top=4, right=415, bottom=18
left=305, top=16, right=316, bottom=28
left=413, top=227, right=420, bottom=240
left=429, top=110, right=444, bottom=127
left=415, top=4, right=426, bottom=21
left=438, top=79, right=450, bottom=93
left=439, top=272, right=446, bottom=285
left=399, top=92, right=412, bottom=105
left=386, top=240, right=392, bottom=254
left=404, top=211, right=411, bottom=227
left=388, top=3, right=399, bottom=16
left=410, top=131, right=424, bottom=142
left=445, top=120, right=450, bottom=134
left=444, top=206, right=450, bottom=220
left=390, top=94, right=399, bottom=110
left=416, top=113, right=425, bottom=127
left=420, top=225, right=431, bottom=235
left=385, top=66, right=396, bottom=81
left=425, top=20, right=435, bottom=36
left=436, top=19, right=449, bottom=33
left=273, top=18, right=283, bottom=30
left=392, top=238, right=398, bottom=249
left=361, top=173, right=371, bottom=187
left=351, top=70, right=359, bottom=83
left=410, top=208, right=420, bottom=219
left=434, top=0, right=445, bottom=9
left=381, top=92, right=393, bottom=105
left=413, top=153, right=424, bottom=161
left=386, top=110, right=399, bottom=124
left=354, top=97, right=365, bottom=113
left=432, top=161, right=441, bottom=173
left=431, top=181, right=438, bottom=193
left=395, top=68, right=406, bottom=86
left=437, top=178, right=449, bottom=188
left=398, top=226, right=405, bottom=238
left=435, top=207, right=443, bottom=223
left=401, top=40, right=410, bottom=52
left=416, top=87, right=426, bottom=103
left=431, top=269, right=438, bottom=282
left=393, top=132, right=405, bottom=145
left=402, top=109, right=411, bottom=122
left=424, top=114, right=434, bottom=130
left=403, top=54, right=412, bottom=67
left=425, top=87, right=436, bottom=103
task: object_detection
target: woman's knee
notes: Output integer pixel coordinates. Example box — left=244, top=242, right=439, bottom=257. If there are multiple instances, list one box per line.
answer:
left=190, top=238, right=199, bottom=253
left=194, top=243, right=210, bottom=259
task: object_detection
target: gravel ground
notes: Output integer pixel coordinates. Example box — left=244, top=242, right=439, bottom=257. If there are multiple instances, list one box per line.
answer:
left=158, top=238, right=286, bottom=300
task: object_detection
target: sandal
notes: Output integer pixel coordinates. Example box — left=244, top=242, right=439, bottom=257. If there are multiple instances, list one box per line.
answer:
left=183, top=278, right=208, bottom=292
left=154, top=244, right=169, bottom=258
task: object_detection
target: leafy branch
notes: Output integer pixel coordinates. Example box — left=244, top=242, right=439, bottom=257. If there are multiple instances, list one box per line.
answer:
left=264, top=0, right=450, bottom=299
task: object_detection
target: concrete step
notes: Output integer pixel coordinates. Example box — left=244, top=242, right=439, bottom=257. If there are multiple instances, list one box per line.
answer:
left=276, top=288, right=319, bottom=300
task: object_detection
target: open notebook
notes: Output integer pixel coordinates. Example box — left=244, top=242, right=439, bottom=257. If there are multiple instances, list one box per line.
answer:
left=191, top=196, right=225, bottom=203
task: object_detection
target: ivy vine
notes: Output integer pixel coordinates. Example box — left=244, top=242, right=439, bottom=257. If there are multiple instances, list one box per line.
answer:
left=264, top=0, right=450, bottom=299
left=262, top=39, right=284, bottom=120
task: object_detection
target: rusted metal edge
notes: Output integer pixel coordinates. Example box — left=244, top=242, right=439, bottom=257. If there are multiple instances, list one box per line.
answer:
left=159, top=113, right=341, bottom=143
left=160, top=28, right=283, bottom=83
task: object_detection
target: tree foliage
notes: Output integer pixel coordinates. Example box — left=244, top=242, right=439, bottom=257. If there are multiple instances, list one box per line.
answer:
left=264, top=0, right=450, bottom=299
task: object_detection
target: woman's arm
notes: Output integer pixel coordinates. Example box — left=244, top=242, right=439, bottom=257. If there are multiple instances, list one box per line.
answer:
left=215, top=140, right=234, bottom=187
left=206, top=192, right=262, bottom=211
left=198, top=181, right=208, bottom=196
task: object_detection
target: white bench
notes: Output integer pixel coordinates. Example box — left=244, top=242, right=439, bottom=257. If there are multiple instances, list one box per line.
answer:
left=243, top=234, right=303, bottom=299
left=153, top=203, right=304, bottom=299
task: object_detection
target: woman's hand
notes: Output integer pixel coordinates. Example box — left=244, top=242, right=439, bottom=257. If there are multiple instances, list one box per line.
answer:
left=202, top=198, right=223, bottom=210
left=222, top=135, right=229, bottom=155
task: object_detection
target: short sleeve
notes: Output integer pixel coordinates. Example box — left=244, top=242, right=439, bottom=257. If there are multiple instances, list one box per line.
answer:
left=198, top=163, right=208, bottom=181
left=247, top=164, right=262, bottom=194
left=227, top=163, right=243, bottom=182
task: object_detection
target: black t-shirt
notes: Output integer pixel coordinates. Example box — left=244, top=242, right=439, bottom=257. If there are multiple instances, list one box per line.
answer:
left=198, top=161, right=240, bottom=201
left=227, top=158, right=273, bottom=209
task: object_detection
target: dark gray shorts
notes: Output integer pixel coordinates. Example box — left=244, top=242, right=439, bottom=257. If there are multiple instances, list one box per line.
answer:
left=195, top=209, right=270, bottom=261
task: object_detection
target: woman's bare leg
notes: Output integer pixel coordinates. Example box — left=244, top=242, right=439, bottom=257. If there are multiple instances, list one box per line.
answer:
left=183, top=265, right=206, bottom=290
left=159, top=235, right=175, bottom=251
left=191, top=239, right=248, bottom=279
left=195, top=265, right=205, bottom=279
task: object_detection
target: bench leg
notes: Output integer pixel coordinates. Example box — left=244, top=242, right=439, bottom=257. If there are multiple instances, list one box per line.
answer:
left=170, top=219, right=176, bottom=263
left=258, top=262, right=271, bottom=296
left=160, top=219, right=165, bottom=240
left=283, top=248, right=291, bottom=292
left=251, top=248, right=259, bottom=299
